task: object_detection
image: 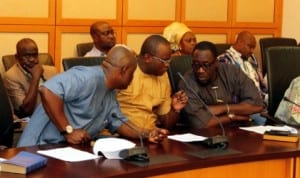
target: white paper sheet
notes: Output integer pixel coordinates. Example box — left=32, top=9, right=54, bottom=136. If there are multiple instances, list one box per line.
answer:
left=168, top=133, right=207, bottom=142
left=239, top=125, right=298, bottom=135
left=37, top=147, right=100, bottom=162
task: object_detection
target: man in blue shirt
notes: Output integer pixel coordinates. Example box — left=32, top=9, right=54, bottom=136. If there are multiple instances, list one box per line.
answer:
left=18, top=46, right=168, bottom=146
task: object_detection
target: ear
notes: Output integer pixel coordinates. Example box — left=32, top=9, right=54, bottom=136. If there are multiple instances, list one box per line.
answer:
left=120, top=65, right=128, bottom=75
left=143, top=53, right=152, bottom=63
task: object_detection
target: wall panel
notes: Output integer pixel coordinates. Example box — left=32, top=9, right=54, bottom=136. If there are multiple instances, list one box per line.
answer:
left=56, top=0, right=122, bottom=25
left=0, top=26, right=54, bottom=74
left=123, top=0, right=180, bottom=26
left=182, top=0, right=231, bottom=27
left=0, top=0, right=283, bottom=74
left=0, top=0, right=55, bottom=25
left=123, top=27, right=163, bottom=53
left=232, top=0, right=281, bottom=28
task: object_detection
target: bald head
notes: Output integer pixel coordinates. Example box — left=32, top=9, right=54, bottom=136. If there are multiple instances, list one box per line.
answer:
left=16, top=38, right=38, bottom=55
left=233, top=31, right=256, bottom=58
left=103, top=45, right=137, bottom=90
left=89, top=21, right=116, bottom=53
left=90, top=21, right=109, bottom=36
left=236, top=31, right=256, bottom=44
left=106, top=46, right=136, bottom=67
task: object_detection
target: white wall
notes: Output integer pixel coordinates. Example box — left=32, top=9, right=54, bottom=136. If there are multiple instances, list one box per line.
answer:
left=282, top=0, right=300, bottom=42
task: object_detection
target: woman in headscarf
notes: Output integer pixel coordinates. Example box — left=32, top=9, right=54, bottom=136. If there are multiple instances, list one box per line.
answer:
left=163, top=22, right=197, bottom=56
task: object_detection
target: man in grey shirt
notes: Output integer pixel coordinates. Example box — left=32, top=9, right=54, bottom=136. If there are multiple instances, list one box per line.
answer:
left=178, top=41, right=264, bottom=129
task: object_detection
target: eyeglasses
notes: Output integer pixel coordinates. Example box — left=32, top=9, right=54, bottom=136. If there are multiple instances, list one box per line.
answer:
left=20, top=53, right=38, bottom=59
left=152, top=55, right=172, bottom=64
left=99, top=30, right=115, bottom=36
left=192, top=60, right=216, bottom=71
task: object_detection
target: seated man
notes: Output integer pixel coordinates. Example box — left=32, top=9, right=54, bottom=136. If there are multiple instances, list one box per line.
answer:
left=84, top=21, right=116, bottom=57
left=117, top=35, right=188, bottom=132
left=217, top=31, right=267, bottom=125
left=17, top=46, right=168, bottom=147
left=3, top=38, right=57, bottom=117
left=178, top=41, right=264, bottom=129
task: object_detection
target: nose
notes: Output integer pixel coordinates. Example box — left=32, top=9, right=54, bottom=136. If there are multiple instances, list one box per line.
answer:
left=197, top=66, right=206, bottom=73
left=28, top=56, right=35, bottom=62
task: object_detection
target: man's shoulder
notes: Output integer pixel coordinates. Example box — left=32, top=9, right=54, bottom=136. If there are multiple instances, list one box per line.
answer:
left=218, top=62, right=241, bottom=74
left=4, top=64, right=23, bottom=79
left=217, top=48, right=234, bottom=61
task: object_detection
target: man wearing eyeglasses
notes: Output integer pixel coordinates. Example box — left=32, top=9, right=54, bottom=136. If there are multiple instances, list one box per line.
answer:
left=3, top=38, right=57, bottom=118
left=84, top=21, right=116, bottom=57
left=178, top=41, right=264, bottom=129
left=117, top=35, right=188, bottom=132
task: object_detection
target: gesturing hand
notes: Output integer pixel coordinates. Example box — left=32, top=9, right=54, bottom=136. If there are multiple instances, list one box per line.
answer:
left=171, top=90, right=188, bottom=112
left=148, top=128, right=169, bottom=143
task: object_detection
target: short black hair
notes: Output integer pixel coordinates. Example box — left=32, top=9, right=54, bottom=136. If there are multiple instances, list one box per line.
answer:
left=193, top=41, right=218, bottom=59
left=140, top=35, right=169, bottom=56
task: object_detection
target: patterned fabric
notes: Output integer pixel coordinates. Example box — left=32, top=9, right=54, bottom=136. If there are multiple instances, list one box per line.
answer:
left=275, top=76, right=300, bottom=125
left=17, top=66, right=126, bottom=146
left=117, top=65, right=172, bottom=131
left=217, top=47, right=261, bottom=89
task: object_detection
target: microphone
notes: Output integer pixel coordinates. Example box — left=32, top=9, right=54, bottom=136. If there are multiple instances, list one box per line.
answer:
left=177, top=72, right=228, bottom=150
left=111, top=113, right=149, bottom=162
left=283, top=96, right=300, bottom=107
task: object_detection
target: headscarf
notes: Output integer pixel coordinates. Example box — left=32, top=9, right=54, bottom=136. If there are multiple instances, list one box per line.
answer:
left=163, top=22, right=191, bottom=51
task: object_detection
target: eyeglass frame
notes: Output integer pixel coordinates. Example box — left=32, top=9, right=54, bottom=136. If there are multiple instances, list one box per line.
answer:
left=151, top=55, right=172, bottom=64
left=98, top=29, right=115, bottom=36
left=192, top=60, right=216, bottom=71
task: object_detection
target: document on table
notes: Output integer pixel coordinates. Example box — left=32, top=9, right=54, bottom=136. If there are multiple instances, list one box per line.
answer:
left=239, top=125, right=298, bottom=135
left=168, top=133, right=207, bottom=142
left=37, top=147, right=100, bottom=162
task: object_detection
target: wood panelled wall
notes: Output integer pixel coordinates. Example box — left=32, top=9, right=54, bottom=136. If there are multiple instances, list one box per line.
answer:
left=0, top=0, right=282, bottom=72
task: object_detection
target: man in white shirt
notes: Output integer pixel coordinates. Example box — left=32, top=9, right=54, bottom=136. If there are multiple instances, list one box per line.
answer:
left=84, top=21, right=116, bottom=57
left=217, top=31, right=267, bottom=125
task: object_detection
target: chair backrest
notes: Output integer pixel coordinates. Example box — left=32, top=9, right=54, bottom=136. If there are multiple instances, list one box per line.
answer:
left=62, top=56, right=105, bottom=71
left=2, top=53, right=54, bottom=71
left=0, top=74, right=14, bottom=148
left=266, top=46, right=300, bottom=116
left=76, top=42, right=94, bottom=56
left=260, top=37, right=297, bottom=76
left=167, top=55, right=192, bottom=93
left=215, top=43, right=231, bottom=55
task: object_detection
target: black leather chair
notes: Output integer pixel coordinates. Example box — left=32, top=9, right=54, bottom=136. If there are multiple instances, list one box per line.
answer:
left=2, top=53, right=54, bottom=71
left=76, top=42, right=94, bottom=56
left=167, top=55, right=192, bottom=94
left=0, top=74, right=14, bottom=148
left=259, top=37, right=297, bottom=76
left=265, top=47, right=300, bottom=121
left=62, top=56, right=105, bottom=71
left=215, top=43, right=231, bottom=55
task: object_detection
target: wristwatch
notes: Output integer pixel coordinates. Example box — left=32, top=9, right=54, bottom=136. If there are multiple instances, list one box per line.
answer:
left=60, top=125, right=73, bottom=135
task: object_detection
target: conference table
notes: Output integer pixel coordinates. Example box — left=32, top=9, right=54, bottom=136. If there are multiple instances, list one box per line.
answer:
left=1, top=123, right=300, bottom=178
